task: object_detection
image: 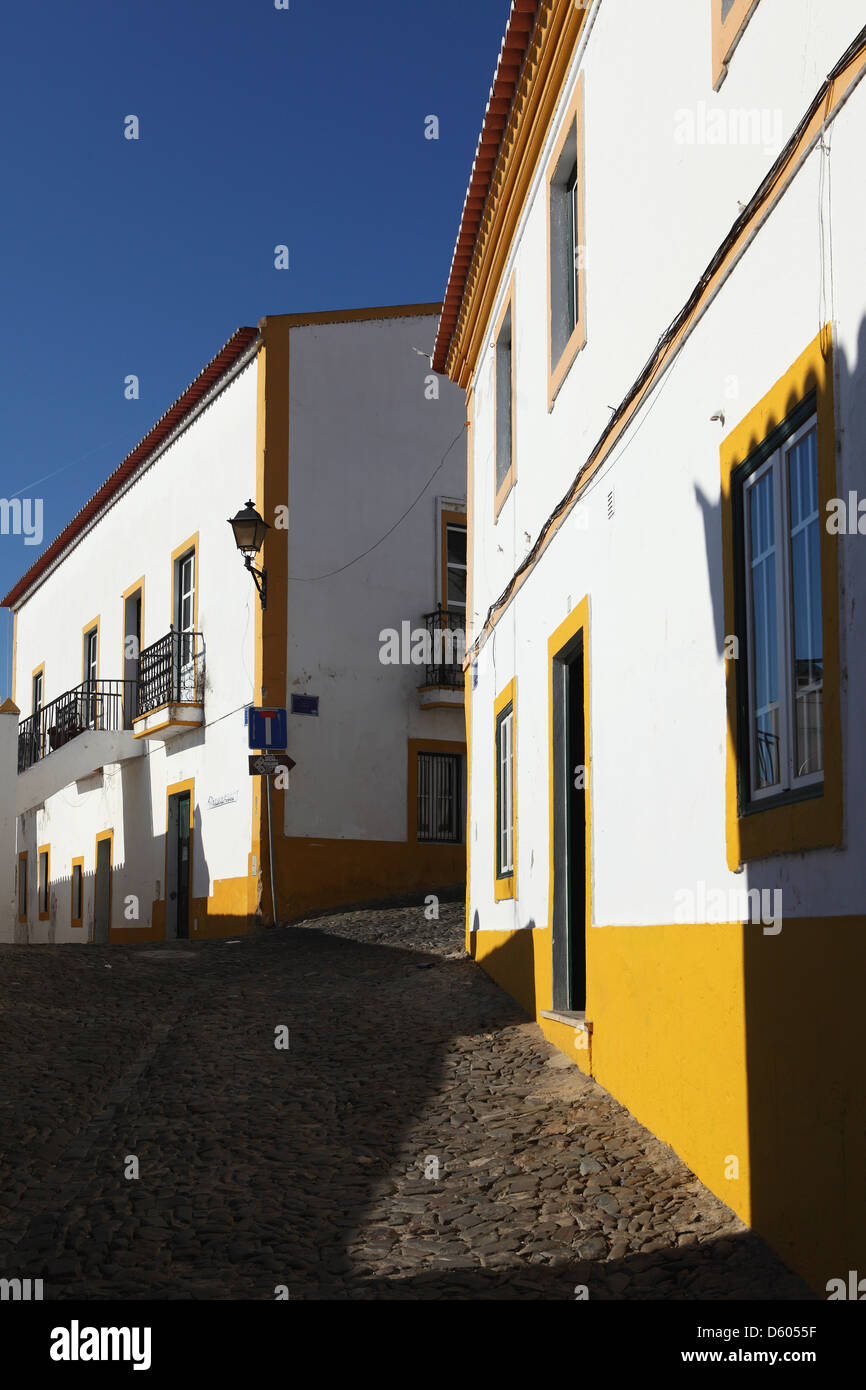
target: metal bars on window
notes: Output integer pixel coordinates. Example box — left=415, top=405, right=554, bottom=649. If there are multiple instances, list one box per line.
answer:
left=417, top=752, right=462, bottom=844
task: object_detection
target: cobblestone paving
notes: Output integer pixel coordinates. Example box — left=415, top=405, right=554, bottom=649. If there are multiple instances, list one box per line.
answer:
left=0, top=902, right=813, bottom=1300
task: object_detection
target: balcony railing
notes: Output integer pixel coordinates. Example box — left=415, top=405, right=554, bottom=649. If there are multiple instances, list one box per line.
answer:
left=18, top=680, right=133, bottom=773
left=422, top=606, right=466, bottom=688
left=138, top=628, right=205, bottom=716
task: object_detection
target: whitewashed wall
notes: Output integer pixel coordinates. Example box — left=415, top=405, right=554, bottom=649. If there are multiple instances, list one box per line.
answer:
left=282, top=313, right=467, bottom=841
left=469, top=2, right=866, bottom=931
left=11, top=361, right=258, bottom=941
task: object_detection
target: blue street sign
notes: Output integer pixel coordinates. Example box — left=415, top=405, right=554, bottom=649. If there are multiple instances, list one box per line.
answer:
left=248, top=707, right=288, bottom=751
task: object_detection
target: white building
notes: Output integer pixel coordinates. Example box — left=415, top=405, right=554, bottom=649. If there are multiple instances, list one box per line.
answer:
left=2, top=305, right=467, bottom=944
left=434, top=0, right=866, bottom=1292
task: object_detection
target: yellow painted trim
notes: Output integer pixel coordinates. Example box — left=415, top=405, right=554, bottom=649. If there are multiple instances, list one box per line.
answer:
left=464, top=662, right=472, bottom=951
left=440, top=507, right=467, bottom=613
left=254, top=317, right=291, bottom=922
left=81, top=616, right=100, bottom=683
left=465, top=389, right=475, bottom=648
left=546, top=597, right=591, bottom=1003
left=446, top=1, right=590, bottom=387
left=132, top=714, right=202, bottom=740
left=271, top=836, right=466, bottom=923
left=407, top=737, right=467, bottom=843
left=547, top=70, right=587, bottom=410
left=70, top=855, right=84, bottom=927
left=463, top=39, right=866, bottom=663
left=170, top=533, right=199, bottom=633
left=94, top=829, right=114, bottom=937
left=37, top=842, right=50, bottom=920
left=30, top=661, right=45, bottom=713
left=493, top=676, right=516, bottom=901
left=712, top=0, right=761, bottom=90
left=493, top=278, right=517, bottom=521
left=17, top=850, right=28, bottom=922
left=11, top=611, right=17, bottom=704
left=720, top=326, right=841, bottom=868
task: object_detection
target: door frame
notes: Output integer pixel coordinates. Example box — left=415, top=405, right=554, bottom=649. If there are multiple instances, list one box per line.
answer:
left=165, top=778, right=195, bottom=940
left=93, top=829, right=114, bottom=945
left=548, top=597, right=591, bottom=1013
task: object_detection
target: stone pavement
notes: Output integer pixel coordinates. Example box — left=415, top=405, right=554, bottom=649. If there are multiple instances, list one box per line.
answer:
left=0, top=902, right=813, bottom=1299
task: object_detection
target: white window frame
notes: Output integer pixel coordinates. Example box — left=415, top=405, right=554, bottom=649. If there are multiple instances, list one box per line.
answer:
left=743, top=414, right=823, bottom=804
left=176, top=552, right=195, bottom=636
left=84, top=629, right=98, bottom=685
left=497, top=705, right=514, bottom=876
left=445, top=521, right=467, bottom=615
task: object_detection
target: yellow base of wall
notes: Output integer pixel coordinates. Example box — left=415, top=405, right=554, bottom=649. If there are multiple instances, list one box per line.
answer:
left=108, top=875, right=257, bottom=944
left=273, top=835, right=465, bottom=922
left=470, top=913, right=866, bottom=1296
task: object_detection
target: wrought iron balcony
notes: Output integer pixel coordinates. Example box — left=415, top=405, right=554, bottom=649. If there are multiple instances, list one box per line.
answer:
left=18, top=680, right=134, bottom=773
left=137, top=628, right=205, bottom=716
left=421, top=606, right=466, bottom=688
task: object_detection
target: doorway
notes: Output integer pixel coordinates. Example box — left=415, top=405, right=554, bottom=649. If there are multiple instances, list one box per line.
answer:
left=93, top=835, right=112, bottom=944
left=166, top=791, right=191, bottom=940
left=551, top=627, right=588, bottom=1012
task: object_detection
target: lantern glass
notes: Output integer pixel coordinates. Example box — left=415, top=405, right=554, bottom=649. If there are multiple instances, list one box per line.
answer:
left=228, top=500, right=268, bottom=556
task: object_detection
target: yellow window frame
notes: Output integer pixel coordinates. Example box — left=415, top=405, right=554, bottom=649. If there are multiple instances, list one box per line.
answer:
left=720, top=325, right=841, bottom=868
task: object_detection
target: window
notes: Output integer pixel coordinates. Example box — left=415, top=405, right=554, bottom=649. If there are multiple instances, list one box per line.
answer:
left=417, top=752, right=462, bottom=843
left=547, top=73, right=586, bottom=407
left=71, top=858, right=84, bottom=927
left=17, top=852, right=27, bottom=921
left=735, top=402, right=823, bottom=808
left=713, top=0, right=760, bottom=89
left=721, top=328, right=840, bottom=867
left=176, top=550, right=195, bottom=640
left=32, top=670, right=43, bottom=716
left=83, top=624, right=98, bottom=727
left=38, top=846, right=50, bottom=920
left=565, top=162, right=579, bottom=338
left=494, top=290, right=515, bottom=518
left=173, top=542, right=197, bottom=699
left=441, top=513, right=467, bottom=615
left=83, top=628, right=98, bottom=684
left=494, top=679, right=516, bottom=899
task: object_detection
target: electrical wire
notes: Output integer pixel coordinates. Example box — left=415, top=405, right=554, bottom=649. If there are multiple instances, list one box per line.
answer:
left=286, top=422, right=467, bottom=582
left=470, top=21, right=866, bottom=655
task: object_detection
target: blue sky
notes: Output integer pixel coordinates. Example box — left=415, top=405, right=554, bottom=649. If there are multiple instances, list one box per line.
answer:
left=0, top=0, right=510, bottom=699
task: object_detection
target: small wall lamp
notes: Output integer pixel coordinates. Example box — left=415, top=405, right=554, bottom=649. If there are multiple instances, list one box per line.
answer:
left=228, top=500, right=269, bottom=608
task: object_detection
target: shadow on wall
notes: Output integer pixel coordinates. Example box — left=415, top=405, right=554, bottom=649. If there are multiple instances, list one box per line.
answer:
left=694, top=317, right=866, bottom=1292
left=12, top=744, right=252, bottom=943
left=468, top=911, right=538, bottom=1019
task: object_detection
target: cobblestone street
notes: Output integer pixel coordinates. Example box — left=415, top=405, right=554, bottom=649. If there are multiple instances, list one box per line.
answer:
left=0, top=904, right=813, bottom=1300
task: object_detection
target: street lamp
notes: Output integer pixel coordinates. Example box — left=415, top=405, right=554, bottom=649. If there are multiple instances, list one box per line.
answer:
left=228, top=500, right=269, bottom=608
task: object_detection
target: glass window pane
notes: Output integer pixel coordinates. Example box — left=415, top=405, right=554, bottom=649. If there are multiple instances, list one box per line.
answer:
left=565, top=163, right=578, bottom=335
left=447, top=570, right=467, bottom=606
left=748, top=473, right=781, bottom=789
left=787, top=428, right=823, bottom=777
left=446, top=526, right=466, bottom=568
left=495, top=310, right=513, bottom=492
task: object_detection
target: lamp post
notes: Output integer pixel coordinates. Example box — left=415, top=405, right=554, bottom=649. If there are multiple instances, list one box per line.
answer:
left=228, top=500, right=269, bottom=608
